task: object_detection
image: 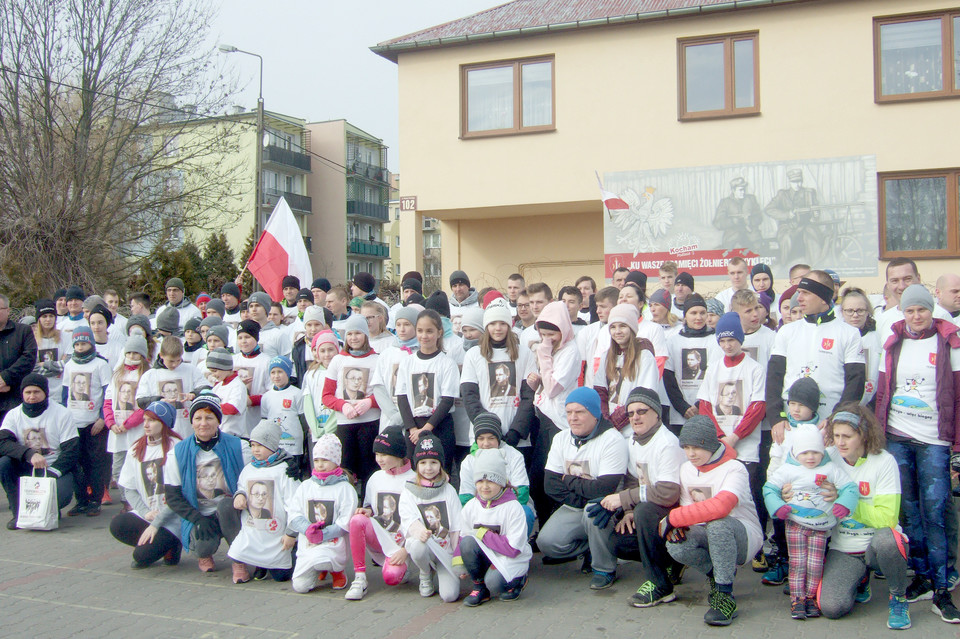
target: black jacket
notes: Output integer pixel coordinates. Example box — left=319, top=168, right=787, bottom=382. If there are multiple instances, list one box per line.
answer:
left=291, top=337, right=307, bottom=388
left=0, top=320, right=37, bottom=414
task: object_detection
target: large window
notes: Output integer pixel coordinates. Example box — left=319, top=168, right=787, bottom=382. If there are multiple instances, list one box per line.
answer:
left=678, top=32, right=759, bottom=120
left=875, top=10, right=960, bottom=101
left=879, top=169, right=960, bottom=258
left=461, top=56, right=554, bottom=138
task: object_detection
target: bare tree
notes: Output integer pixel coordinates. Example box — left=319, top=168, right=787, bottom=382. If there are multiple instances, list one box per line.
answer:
left=0, top=0, right=245, bottom=306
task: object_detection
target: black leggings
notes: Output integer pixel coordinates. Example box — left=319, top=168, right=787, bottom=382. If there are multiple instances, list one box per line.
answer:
left=530, top=410, right=560, bottom=526
left=75, top=425, right=110, bottom=506
left=110, top=512, right=182, bottom=566
left=337, top=419, right=379, bottom=486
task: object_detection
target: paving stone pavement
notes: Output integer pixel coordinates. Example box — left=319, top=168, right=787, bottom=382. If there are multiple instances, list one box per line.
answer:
left=0, top=497, right=956, bottom=638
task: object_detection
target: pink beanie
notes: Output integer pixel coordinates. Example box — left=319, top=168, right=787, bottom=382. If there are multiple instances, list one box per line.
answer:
left=312, top=330, right=339, bottom=351
left=607, top=303, right=639, bottom=332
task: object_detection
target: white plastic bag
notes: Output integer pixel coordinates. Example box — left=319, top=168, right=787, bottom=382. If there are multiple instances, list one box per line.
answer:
left=17, top=469, right=59, bottom=530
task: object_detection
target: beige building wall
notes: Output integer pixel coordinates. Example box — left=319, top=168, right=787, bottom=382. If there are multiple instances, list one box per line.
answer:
left=306, top=120, right=348, bottom=285
left=395, top=0, right=960, bottom=296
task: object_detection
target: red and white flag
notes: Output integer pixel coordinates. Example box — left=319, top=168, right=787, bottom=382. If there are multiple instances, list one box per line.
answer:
left=595, top=171, right=628, bottom=211
left=246, top=197, right=313, bottom=301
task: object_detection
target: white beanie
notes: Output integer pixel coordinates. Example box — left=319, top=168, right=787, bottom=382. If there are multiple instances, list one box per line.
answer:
left=341, top=313, right=369, bottom=338
left=607, top=303, right=639, bottom=332
left=303, top=305, right=327, bottom=325
left=462, top=307, right=485, bottom=332
left=483, top=298, right=512, bottom=328
left=791, top=426, right=825, bottom=458
left=313, top=433, right=342, bottom=465
left=473, top=448, right=508, bottom=488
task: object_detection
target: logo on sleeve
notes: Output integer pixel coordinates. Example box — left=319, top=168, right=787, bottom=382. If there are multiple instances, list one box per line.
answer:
left=929, top=353, right=937, bottom=366
left=821, top=338, right=834, bottom=351
left=859, top=481, right=870, bottom=496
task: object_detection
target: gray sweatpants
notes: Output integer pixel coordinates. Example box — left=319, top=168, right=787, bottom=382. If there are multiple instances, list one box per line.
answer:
left=666, top=517, right=748, bottom=586
left=819, top=527, right=910, bottom=619
left=537, top=505, right=589, bottom=563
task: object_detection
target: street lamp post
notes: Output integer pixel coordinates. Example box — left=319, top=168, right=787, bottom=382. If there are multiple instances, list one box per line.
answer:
left=218, top=44, right=264, bottom=251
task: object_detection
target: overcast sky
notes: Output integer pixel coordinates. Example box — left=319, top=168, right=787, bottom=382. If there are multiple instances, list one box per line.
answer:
left=213, top=1, right=499, bottom=170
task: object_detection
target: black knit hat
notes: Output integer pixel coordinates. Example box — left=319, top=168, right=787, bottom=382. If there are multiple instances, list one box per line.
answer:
left=53, top=288, right=67, bottom=301
left=787, top=377, right=821, bottom=415
left=281, top=275, right=300, bottom=290
left=424, top=290, right=450, bottom=318
left=353, top=272, right=375, bottom=293
left=449, top=270, right=470, bottom=288
left=401, top=278, right=423, bottom=294
left=189, top=391, right=222, bottom=423
left=372, top=426, right=407, bottom=459
left=625, top=270, right=647, bottom=293
left=237, top=319, right=261, bottom=342
left=296, top=288, right=313, bottom=302
left=20, top=372, right=49, bottom=396
left=402, top=271, right=423, bottom=284
left=35, top=299, right=56, bottom=318
left=311, top=278, right=331, bottom=292
left=414, top=434, right=445, bottom=468
left=87, top=303, right=111, bottom=326
left=472, top=412, right=502, bottom=443
left=675, top=272, right=695, bottom=290
left=678, top=415, right=721, bottom=453
left=221, top=282, right=241, bottom=299
left=624, top=387, right=662, bottom=421
left=683, top=293, right=707, bottom=314
left=65, top=285, right=85, bottom=301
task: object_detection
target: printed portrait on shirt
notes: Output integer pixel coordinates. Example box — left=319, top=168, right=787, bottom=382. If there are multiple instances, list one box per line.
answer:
left=342, top=367, right=369, bottom=400
left=742, top=346, right=759, bottom=363
left=69, top=372, right=92, bottom=405
left=689, top=486, right=713, bottom=502
left=38, top=348, right=59, bottom=366
left=115, top=381, right=138, bottom=424
left=635, top=462, right=649, bottom=487
left=715, top=380, right=744, bottom=417
left=418, top=502, right=451, bottom=540
left=307, top=499, right=335, bottom=526
left=246, top=480, right=274, bottom=520
left=22, top=428, right=50, bottom=453
left=160, top=378, right=185, bottom=409
left=141, top=460, right=164, bottom=498
left=374, top=492, right=400, bottom=532
left=196, top=460, right=228, bottom=506
left=389, top=363, right=399, bottom=396
left=564, top=459, right=594, bottom=480
left=413, top=373, right=435, bottom=411
left=681, top=348, right=707, bottom=381
left=488, top=361, right=517, bottom=405
left=236, top=366, right=255, bottom=385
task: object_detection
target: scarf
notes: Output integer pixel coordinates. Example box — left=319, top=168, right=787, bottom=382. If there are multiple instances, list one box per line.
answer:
left=310, top=467, right=350, bottom=486
left=241, top=346, right=262, bottom=358
left=399, top=335, right=419, bottom=351
left=251, top=450, right=282, bottom=468
left=348, top=347, right=371, bottom=357
left=804, top=305, right=837, bottom=325
left=311, top=466, right=344, bottom=480
left=572, top=420, right=602, bottom=448
left=385, top=460, right=412, bottom=476
left=184, top=340, right=204, bottom=353
left=632, top=421, right=661, bottom=446
left=404, top=477, right=448, bottom=500
left=72, top=349, right=97, bottom=365
left=680, top=324, right=714, bottom=338
left=174, top=431, right=243, bottom=549
left=462, top=337, right=479, bottom=351
left=22, top=399, right=48, bottom=418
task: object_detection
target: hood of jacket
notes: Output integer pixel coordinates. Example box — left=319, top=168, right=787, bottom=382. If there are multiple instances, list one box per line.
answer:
left=449, top=288, right=478, bottom=308
left=536, top=301, right=575, bottom=349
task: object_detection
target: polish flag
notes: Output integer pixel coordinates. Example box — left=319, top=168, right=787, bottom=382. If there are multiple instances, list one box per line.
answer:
left=595, top=171, right=629, bottom=211
left=246, top=197, right=313, bottom=301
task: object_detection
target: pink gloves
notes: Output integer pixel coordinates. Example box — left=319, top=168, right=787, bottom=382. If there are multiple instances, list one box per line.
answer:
left=305, top=522, right=324, bottom=544
left=354, top=398, right=374, bottom=416
left=775, top=505, right=792, bottom=520
left=341, top=403, right=359, bottom=419
left=832, top=504, right=850, bottom=519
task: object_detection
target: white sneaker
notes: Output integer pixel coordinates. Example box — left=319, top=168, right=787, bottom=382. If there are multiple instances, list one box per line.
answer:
left=344, top=574, right=368, bottom=601
left=419, top=570, right=435, bottom=597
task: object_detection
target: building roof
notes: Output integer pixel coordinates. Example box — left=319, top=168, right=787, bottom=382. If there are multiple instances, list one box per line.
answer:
left=372, top=0, right=812, bottom=61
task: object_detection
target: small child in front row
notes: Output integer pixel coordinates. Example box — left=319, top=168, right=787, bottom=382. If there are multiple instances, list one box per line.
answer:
left=261, top=356, right=308, bottom=476
left=225, top=421, right=300, bottom=584
left=286, top=434, right=358, bottom=593
left=458, top=448, right=532, bottom=607
left=763, top=428, right=859, bottom=620
left=345, top=426, right=416, bottom=600
left=458, top=412, right=534, bottom=534
left=205, top=348, right=249, bottom=445
left=399, top=434, right=462, bottom=603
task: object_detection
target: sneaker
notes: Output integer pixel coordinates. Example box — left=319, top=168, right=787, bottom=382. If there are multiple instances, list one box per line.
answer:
left=948, top=567, right=959, bottom=592
left=198, top=557, right=216, bottom=572
left=101, top=490, right=113, bottom=505
left=331, top=571, right=348, bottom=590
left=589, top=570, right=617, bottom=590
left=874, top=567, right=886, bottom=580
left=162, top=546, right=181, bottom=566
left=704, top=590, right=738, bottom=626
left=932, top=589, right=960, bottom=623
left=6, top=517, right=17, bottom=530
left=579, top=550, right=593, bottom=574
left=752, top=552, right=769, bottom=573
left=906, top=575, right=934, bottom=602
left=85, top=504, right=101, bottom=517
left=630, top=580, right=676, bottom=608
left=464, top=582, right=491, bottom=607
left=805, top=597, right=821, bottom=618
left=887, top=594, right=911, bottom=630
left=419, top=571, right=435, bottom=597
left=499, top=576, right=527, bottom=602
left=666, top=562, right=686, bottom=585
left=232, top=562, right=250, bottom=584
left=762, top=561, right=789, bottom=586
left=67, top=502, right=89, bottom=517
left=345, top=574, right=368, bottom=600
left=855, top=573, right=872, bottom=604
left=130, top=560, right=152, bottom=570
left=790, top=599, right=806, bottom=620
left=252, top=567, right=269, bottom=580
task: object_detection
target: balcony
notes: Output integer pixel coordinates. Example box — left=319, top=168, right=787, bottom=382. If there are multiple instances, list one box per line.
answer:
left=263, top=144, right=311, bottom=172
left=346, top=200, right=389, bottom=222
left=348, top=239, right=390, bottom=259
left=348, top=159, right=390, bottom=185
left=262, top=188, right=312, bottom=214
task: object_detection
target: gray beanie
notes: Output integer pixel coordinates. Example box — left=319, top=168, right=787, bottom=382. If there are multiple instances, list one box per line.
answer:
left=395, top=306, right=420, bottom=327
left=461, top=307, right=485, bottom=332
left=624, top=387, right=663, bottom=421
left=250, top=420, right=281, bottom=453
left=165, top=278, right=185, bottom=292
left=206, top=347, right=234, bottom=371
left=156, top=307, right=180, bottom=334
left=787, top=377, right=821, bottom=415
left=678, top=415, right=721, bottom=453
left=199, top=315, right=222, bottom=330
left=124, top=335, right=149, bottom=359
left=706, top=298, right=725, bottom=316
left=473, top=448, right=508, bottom=488
left=126, top=314, right=152, bottom=338
left=83, top=295, right=107, bottom=312
left=899, top=284, right=934, bottom=313
left=206, top=325, right=230, bottom=346
left=248, top=291, right=272, bottom=310
left=205, top=298, right=226, bottom=318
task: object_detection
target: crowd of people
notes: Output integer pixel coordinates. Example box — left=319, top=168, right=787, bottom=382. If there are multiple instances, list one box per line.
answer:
left=1, top=258, right=960, bottom=629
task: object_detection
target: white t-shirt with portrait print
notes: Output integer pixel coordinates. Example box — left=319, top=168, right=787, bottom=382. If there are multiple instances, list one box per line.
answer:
left=212, top=374, right=249, bottom=439
left=398, top=481, right=462, bottom=553
left=164, top=448, right=231, bottom=516
left=106, top=368, right=144, bottom=453
left=137, top=363, right=208, bottom=439
left=61, top=355, right=113, bottom=427
left=663, top=332, right=722, bottom=427
left=0, top=403, right=78, bottom=468
left=696, top=354, right=766, bottom=463
left=288, top=478, right=358, bottom=574
left=370, top=346, right=414, bottom=433
left=227, top=461, right=301, bottom=569
left=395, top=351, right=460, bottom=420
left=461, top=494, right=532, bottom=582
left=627, top=425, right=686, bottom=503
left=460, top=345, right=536, bottom=447
left=593, top=346, right=659, bottom=434
left=545, top=427, right=628, bottom=488
left=118, top=443, right=181, bottom=537
left=233, top=351, right=271, bottom=434
left=35, top=333, right=73, bottom=405
left=362, top=467, right=416, bottom=557
left=261, top=385, right=305, bottom=456
left=325, top=352, right=381, bottom=425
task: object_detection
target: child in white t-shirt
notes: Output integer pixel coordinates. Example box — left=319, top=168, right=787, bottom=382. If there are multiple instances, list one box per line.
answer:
left=261, top=356, right=307, bottom=471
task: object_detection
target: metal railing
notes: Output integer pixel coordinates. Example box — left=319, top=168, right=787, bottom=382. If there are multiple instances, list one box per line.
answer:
left=263, top=144, right=311, bottom=171
left=346, top=200, right=389, bottom=221
left=347, top=239, right=390, bottom=258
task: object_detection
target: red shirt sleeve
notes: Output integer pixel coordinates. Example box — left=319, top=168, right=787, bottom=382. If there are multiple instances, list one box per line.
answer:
left=669, top=490, right=739, bottom=528
left=698, top=400, right=725, bottom=437
left=321, top=376, right=346, bottom=412
left=732, top=400, right=766, bottom=440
